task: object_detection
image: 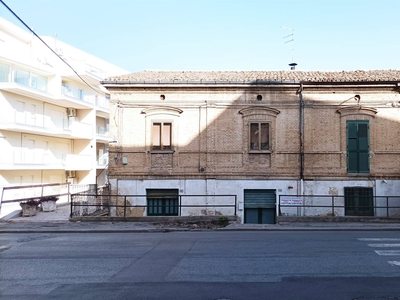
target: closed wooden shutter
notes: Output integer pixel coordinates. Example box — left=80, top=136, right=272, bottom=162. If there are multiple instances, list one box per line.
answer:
left=347, top=121, right=369, bottom=173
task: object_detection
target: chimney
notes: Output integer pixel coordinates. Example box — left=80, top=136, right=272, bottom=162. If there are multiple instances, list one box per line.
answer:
left=289, top=63, right=297, bottom=70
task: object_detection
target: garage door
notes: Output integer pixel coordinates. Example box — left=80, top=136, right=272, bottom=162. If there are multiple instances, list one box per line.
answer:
left=244, top=189, right=276, bottom=224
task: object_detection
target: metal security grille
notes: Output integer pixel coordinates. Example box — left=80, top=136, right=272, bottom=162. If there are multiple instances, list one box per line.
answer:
left=244, top=189, right=276, bottom=208
left=147, top=189, right=179, bottom=216
left=344, top=187, right=374, bottom=216
left=244, top=189, right=276, bottom=224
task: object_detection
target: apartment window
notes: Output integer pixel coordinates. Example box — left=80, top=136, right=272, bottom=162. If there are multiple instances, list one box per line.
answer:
left=13, top=68, right=29, bottom=86
left=347, top=121, right=369, bottom=173
left=344, top=187, right=374, bottom=216
left=78, top=89, right=83, bottom=100
left=13, top=68, right=47, bottom=91
left=152, top=122, right=172, bottom=150
left=249, top=122, right=270, bottom=151
left=0, top=63, right=10, bottom=82
left=31, top=73, right=47, bottom=91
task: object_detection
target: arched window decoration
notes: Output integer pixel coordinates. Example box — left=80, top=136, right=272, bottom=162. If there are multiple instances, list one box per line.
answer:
left=239, top=107, right=280, bottom=153
left=141, top=106, right=183, bottom=116
left=336, top=106, right=377, bottom=118
left=141, top=106, right=183, bottom=152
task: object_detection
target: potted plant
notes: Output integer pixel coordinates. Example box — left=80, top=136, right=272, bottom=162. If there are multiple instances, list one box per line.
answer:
left=40, top=196, right=59, bottom=212
left=20, top=198, right=40, bottom=217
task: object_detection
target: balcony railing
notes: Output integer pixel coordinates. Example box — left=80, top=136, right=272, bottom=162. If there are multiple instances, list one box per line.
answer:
left=65, top=154, right=92, bottom=170
left=0, top=147, right=94, bottom=171
left=70, top=194, right=237, bottom=218
left=0, top=110, right=92, bottom=138
left=279, top=195, right=400, bottom=218
left=97, top=153, right=109, bottom=166
left=95, top=95, right=110, bottom=110
left=61, top=85, right=94, bottom=105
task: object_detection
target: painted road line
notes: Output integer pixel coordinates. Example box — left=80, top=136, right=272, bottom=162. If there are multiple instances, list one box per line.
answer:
left=358, top=238, right=400, bottom=241
left=368, top=244, right=400, bottom=247
left=387, top=261, right=400, bottom=266
left=375, top=250, right=400, bottom=256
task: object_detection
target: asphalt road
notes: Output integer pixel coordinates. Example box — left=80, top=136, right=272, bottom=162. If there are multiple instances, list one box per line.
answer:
left=1, top=231, right=400, bottom=300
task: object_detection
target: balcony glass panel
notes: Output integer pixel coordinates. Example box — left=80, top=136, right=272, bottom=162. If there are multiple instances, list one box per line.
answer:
left=13, top=68, right=29, bottom=86
left=0, top=63, right=10, bottom=82
left=62, top=84, right=83, bottom=100
left=31, top=73, right=47, bottom=91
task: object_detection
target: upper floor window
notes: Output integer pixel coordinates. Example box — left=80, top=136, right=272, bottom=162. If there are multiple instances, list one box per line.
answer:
left=347, top=120, right=369, bottom=173
left=14, top=68, right=29, bottom=86
left=0, top=63, right=10, bottom=82
left=13, top=68, right=47, bottom=91
left=31, top=73, right=47, bottom=91
left=249, top=122, right=270, bottom=152
left=152, top=122, right=172, bottom=151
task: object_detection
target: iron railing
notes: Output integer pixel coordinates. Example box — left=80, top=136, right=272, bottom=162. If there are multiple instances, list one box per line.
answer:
left=0, top=183, right=96, bottom=216
left=279, top=195, right=400, bottom=218
left=70, top=193, right=237, bottom=218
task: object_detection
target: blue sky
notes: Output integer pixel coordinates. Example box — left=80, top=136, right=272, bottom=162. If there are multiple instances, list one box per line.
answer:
left=1, top=0, right=399, bottom=73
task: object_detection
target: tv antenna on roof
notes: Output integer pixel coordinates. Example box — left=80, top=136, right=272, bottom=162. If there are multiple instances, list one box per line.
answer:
left=281, top=26, right=297, bottom=69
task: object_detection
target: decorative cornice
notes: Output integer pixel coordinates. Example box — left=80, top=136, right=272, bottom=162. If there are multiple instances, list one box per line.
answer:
left=239, top=106, right=280, bottom=118
left=336, top=105, right=378, bottom=117
left=141, top=106, right=183, bottom=116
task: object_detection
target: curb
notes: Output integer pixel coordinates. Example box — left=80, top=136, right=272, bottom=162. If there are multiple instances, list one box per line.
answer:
left=1, top=225, right=400, bottom=234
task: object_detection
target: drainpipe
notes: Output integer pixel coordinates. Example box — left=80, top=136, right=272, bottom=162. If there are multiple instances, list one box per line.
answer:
left=298, top=84, right=304, bottom=193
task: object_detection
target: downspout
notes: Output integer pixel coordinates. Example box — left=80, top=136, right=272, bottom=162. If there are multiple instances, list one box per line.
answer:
left=298, top=84, right=304, bottom=196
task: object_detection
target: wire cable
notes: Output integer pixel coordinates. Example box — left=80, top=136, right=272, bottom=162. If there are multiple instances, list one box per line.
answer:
left=0, top=0, right=103, bottom=95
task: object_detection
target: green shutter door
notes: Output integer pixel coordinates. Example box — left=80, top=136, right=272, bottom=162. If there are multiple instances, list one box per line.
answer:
left=358, top=123, right=369, bottom=173
left=147, top=189, right=179, bottom=216
left=244, top=189, right=276, bottom=224
left=347, top=121, right=369, bottom=173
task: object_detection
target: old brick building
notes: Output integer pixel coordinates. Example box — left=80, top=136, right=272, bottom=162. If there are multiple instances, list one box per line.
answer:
left=101, top=70, right=400, bottom=223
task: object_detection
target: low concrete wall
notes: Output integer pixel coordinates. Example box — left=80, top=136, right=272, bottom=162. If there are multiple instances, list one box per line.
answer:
left=70, top=215, right=238, bottom=223
left=277, top=216, right=400, bottom=223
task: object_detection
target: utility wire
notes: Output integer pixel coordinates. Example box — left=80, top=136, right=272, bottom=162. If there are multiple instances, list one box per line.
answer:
left=0, top=0, right=103, bottom=95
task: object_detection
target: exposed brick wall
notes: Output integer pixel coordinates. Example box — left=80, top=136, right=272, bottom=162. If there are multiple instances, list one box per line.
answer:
left=106, top=86, right=400, bottom=180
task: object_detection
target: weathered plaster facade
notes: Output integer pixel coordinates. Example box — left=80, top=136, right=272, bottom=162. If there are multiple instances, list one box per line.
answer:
left=102, top=70, right=400, bottom=222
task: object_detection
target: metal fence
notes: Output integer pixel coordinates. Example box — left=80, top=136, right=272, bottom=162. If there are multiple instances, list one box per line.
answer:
left=70, top=193, right=237, bottom=218
left=279, top=195, right=400, bottom=218
left=0, top=183, right=96, bottom=216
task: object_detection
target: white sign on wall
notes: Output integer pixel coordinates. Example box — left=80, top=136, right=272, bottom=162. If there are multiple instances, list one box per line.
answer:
left=280, top=197, right=303, bottom=206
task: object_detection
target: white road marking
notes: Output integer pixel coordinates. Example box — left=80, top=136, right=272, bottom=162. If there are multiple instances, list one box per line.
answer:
left=368, top=244, right=400, bottom=247
left=358, top=238, right=400, bottom=241
left=375, top=250, right=400, bottom=256
left=387, top=261, right=400, bottom=266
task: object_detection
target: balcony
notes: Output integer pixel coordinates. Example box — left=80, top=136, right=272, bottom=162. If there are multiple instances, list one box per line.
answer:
left=0, top=110, right=93, bottom=139
left=0, top=149, right=93, bottom=171
left=96, top=126, right=110, bottom=142
left=61, top=85, right=94, bottom=106
left=97, top=152, right=109, bottom=168
left=65, top=154, right=92, bottom=171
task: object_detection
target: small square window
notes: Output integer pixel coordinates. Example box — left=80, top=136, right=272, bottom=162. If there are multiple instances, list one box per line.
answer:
left=249, top=122, right=270, bottom=152
left=152, top=122, right=172, bottom=150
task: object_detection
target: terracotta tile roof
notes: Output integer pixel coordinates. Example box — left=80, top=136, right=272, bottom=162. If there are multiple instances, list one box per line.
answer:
left=103, top=70, right=400, bottom=84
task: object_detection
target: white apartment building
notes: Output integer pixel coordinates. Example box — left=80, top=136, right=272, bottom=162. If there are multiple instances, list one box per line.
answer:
left=0, top=17, right=128, bottom=191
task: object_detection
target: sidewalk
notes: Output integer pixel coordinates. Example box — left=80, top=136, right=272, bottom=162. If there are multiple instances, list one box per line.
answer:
left=1, top=203, right=400, bottom=233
